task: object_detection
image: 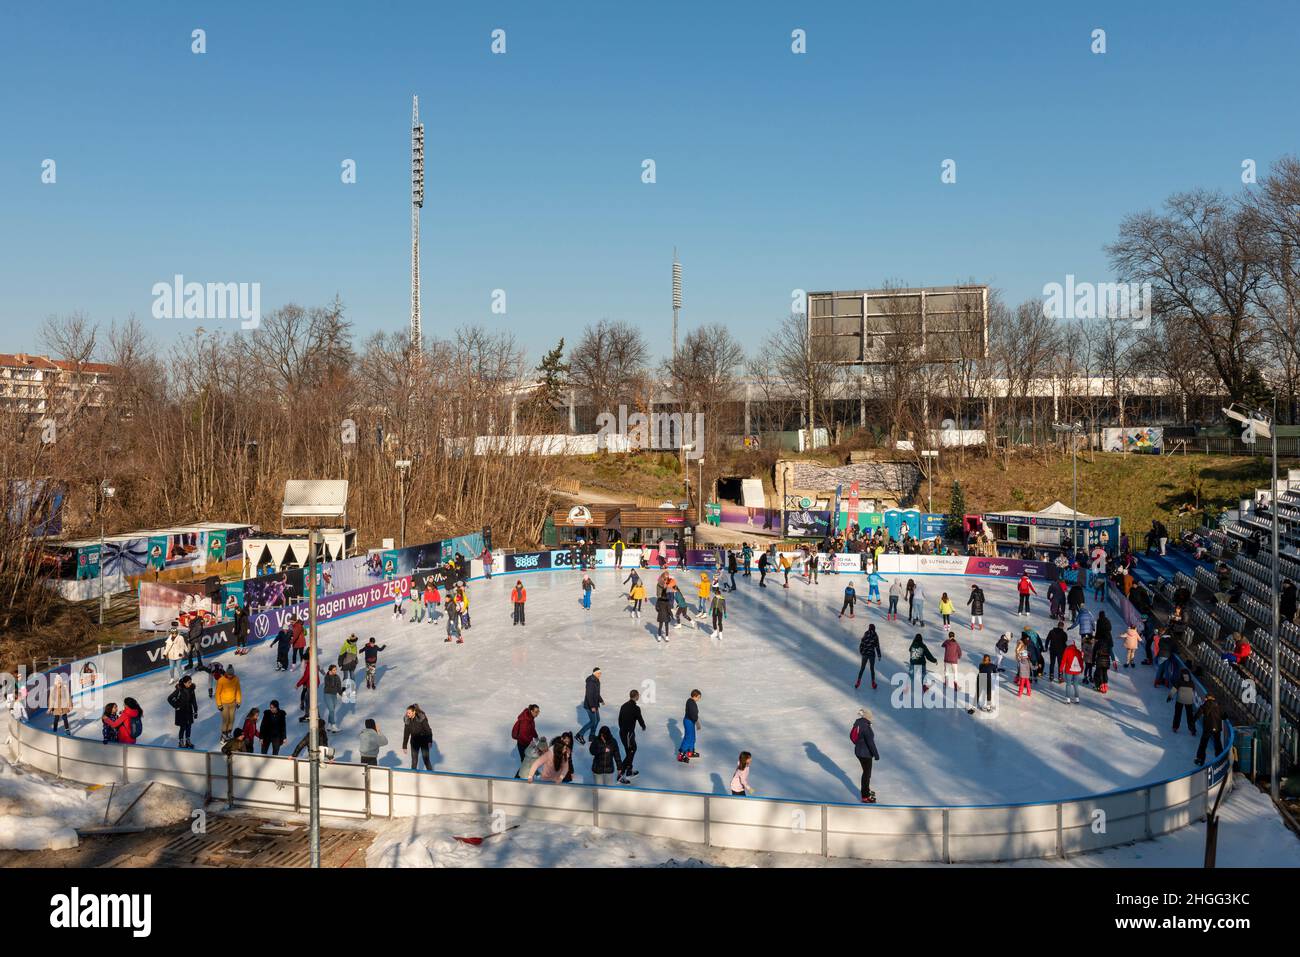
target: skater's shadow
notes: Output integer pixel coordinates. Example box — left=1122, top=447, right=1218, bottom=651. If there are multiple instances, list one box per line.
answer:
left=709, top=772, right=727, bottom=795
left=666, top=717, right=681, bottom=750
left=643, top=623, right=662, bottom=640
left=802, top=741, right=859, bottom=802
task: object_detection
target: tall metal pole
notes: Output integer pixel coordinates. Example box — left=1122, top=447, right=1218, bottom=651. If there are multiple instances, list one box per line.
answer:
left=98, top=492, right=105, bottom=626
left=308, top=527, right=321, bottom=867
left=399, top=469, right=407, bottom=549
left=1072, top=429, right=1079, bottom=556
left=1271, top=403, right=1281, bottom=801
left=410, top=96, right=425, bottom=351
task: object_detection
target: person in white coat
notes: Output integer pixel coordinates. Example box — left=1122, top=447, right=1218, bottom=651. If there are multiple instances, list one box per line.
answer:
left=163, top=624, right=188, bottom=683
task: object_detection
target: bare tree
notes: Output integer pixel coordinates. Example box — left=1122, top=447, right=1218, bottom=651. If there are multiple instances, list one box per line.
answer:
left=568, top=319, right=649, bottom=428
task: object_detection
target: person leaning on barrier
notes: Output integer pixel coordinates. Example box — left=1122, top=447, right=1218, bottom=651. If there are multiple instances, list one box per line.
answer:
left=358, top=719, right=388, bottom=766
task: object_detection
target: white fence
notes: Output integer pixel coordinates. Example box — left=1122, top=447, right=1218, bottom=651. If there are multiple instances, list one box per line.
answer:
left=5, top=712, right=1232, bottom=863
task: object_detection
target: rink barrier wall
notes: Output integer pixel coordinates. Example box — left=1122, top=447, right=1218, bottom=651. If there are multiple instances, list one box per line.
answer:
left=7, top=560, right=1235, bottom=863
left=4, top=708, right=1234, bottom=864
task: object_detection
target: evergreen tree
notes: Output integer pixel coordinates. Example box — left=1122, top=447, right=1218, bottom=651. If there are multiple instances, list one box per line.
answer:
left=946, top=481, right=966, bottom=540
left=532, top=339, right=569, bottom=422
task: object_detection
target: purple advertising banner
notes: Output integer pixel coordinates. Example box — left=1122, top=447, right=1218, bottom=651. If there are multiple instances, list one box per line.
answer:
left=249, top=576, right=411, bottom=641
left=963, top=556, right=1059, bottom=582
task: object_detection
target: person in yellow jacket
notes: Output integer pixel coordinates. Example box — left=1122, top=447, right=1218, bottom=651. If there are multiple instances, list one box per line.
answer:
left=939, top=592, right=955, bottom=627
left=696, top=573, right=711, bottom=615
left=629, top=580, right=647, bottom=619
left=780, top=553, right=793, bottom=588
left=215, top=665, right=243, bottom=741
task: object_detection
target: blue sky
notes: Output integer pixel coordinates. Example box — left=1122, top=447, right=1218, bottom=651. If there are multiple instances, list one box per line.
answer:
left=0, top=1, right=1293, bottom=363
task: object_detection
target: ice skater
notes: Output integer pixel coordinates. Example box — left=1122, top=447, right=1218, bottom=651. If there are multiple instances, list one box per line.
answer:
left=581, top=572, right=595, bottom=611
left=839, top=580, right=857, bottom=619
left=941, top=631, right=962, bottom=691
left=849, top=708, right=880, bottom=803
left=867, top=568, right=886, bottom=605
left=677, top=689, right=702, bottom=763
left=577, top=668, right=603, bottom=744
left=967, top=583, right=985, bottom=630
left=618, top=690, right=644, bottom=783
left=1016, top=573, right=1037, bottom=616
left=1015, top=637, right=1033, bottom=697
left=907, top=633, right=937, bottom=690
left=856, top=624, right=881, bottom=690
left=730, top=751, right=753, bottom=797
left=709, top=583, right=727, bottom=639
left=974, top=655, right=997, bottom=712
left=887, top=579, right=902, bottom=621
left=939, top=592, right=954, bottom=627
left=511, top=580, right=527, bottom=626
left=361, top=637, right=386, bottom=689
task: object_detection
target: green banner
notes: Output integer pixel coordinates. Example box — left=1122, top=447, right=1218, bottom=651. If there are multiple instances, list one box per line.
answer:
left=76, top=544, right=101, bottom=579
left=146, top=535, right=168, bottom=571
left=205, top=529, right=229, bottom=565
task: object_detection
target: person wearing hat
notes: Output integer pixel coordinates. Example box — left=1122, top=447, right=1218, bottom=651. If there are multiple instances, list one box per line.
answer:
left=163, top=623, right=187, bottom=682
left=849, top=708, right=880, bottom=803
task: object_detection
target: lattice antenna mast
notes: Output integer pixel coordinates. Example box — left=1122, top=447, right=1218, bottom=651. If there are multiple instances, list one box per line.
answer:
left=411, top=95, right=425, bottom=351
left=671, top=248, right=683, bottom=359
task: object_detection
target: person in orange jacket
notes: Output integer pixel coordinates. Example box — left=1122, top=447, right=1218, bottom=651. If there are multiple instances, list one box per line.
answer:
left=215, top=665, right=242, bottom=742
left=511, top=580, right=527, bottom=626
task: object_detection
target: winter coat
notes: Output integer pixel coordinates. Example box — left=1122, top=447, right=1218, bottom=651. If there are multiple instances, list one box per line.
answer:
left=583, top=674, right=603, bottom=711
left=1017, top=654, right=1033, bottom=679
left=163, top=633, right=187, bottom=661
left=1075, top=608, right=1095, bottom=636
left=589, top=735, right=622, bottom=775
left=941, top=637, right=962, bottom=664
left=966, top=587, right=986, bottom=615
left=113, top=707, right=141, bottom=745
left=1017, top=577, right=1036, bottom=596
left=1122, top=627, right=1141, bottom=651
left=512, top=708, right=538, bottom=747
left=102, top=715, right=119, bottom=743
left=259, top=708, right=288, bottom=744
left=338, top=644, right=359, bottom=672
left=242, top=714, right=260, bottom=744
left=850, top=717, right=880, bottom=760
left=48, top=678, right=72, bottom=716
left=323, top=672, right=343, bottom=696
left=1095, top=614, right=1113, bottom=645
left=1194, top=699, right=1224, bottom=735
left=710, top=593, right=727, bottom=616
left=697, top=577, right=711, bottom=599
left=511, top=586, right=527, bottom=604
left=939, top=597, right=954, bottom=615
left=168, top=683, right=198, bottom=726
left=656, top=596, right=672, bottom=623
left=215, top=673, right=242, bottom=707
left=1047, top=627, right=1069, bottom=656
left=528, top=746, right=571, bottom=783
left=291, top=619, right=306, bottom=649
left=361, top=642, right=385, bottom=664
left=630, top=583, right=646, bottom=601
left=908, top=640, right=937, bottom=666
left=684, top=698, right=700, bottom=726
left=403, top=710, right=434, bottom=748
left=358, top=728, right=389, bottom=759
left=1067, top=585, right=1085, bottom=609
left=1062, top=645, right=1084, bottom=676
left=859, top=629, right=881, bottom=661
left=618, top=700, right=646, bottom=733
left=1168, top=674, right=1196, bottom=706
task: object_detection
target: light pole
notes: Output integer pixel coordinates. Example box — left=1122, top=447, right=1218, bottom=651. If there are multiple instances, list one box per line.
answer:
left=1053, top=422, right=1082, bottom=556
left=98, top=480, right=115, bottom=625
left=921, top=450, right=938, bottom=513
left=1224, top=401, right=1281, bottom=801
left=395, top=460, right=412, bottom=548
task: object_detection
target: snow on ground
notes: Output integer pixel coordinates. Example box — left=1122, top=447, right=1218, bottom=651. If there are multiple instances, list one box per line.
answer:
left=363, top=782, right=1300, bottom=868
left=0, top=756, right=196, bottom=851
left=63, top=569, right=1205, bottom=806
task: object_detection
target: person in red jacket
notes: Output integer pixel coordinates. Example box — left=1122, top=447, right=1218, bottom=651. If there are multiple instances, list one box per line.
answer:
left=291, top=618, right=307, bottom=665
left=511, top=703, right=540, bottom=770
left=296, top=659, right=320, bottom=721
left=110, top=697, right=143, bottom=744
left=511, top=581, right=527, bottom=626
left=1016, top=574, right=1038, bottom=617
left=1060, top=638, right=1084, bottom=704
left=423, top=581, right=441, bottom=624
left=241, top=707, right=261, bottom=752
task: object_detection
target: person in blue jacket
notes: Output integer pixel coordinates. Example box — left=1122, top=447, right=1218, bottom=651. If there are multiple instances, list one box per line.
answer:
left=1072, top=606, right=1096, bottom=640
left=839, top=581, right=858, bottom=619
left=867, top=569, right=887, bottom=605
left=850, top=708, right=881, bottom=803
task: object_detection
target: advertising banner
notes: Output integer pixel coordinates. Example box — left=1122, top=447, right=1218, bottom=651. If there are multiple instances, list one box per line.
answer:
left=505, top=550, right=551, bottom=573
left=138, top=581, right=219, bottom=630
left=146, top=535, right=168, bottom=571
left=551, top=548, right=605, bottom=570
left=847, top=481, right=859, bottom=530
left=963, top=556, right=1060, bottom=582
left=204, top=529, right=228, bottom=566
left=836, top=511, right=883, bottom=533
left=70, top=651, right=121, bottom=705
left=913, top=555, right=969, bottom=575
left=685, top=549, right=721, bottom=569
left=716, top=504, right=781, bottom=535
left=785, top=509, right=832, bottom=539
left=76, top=545, right=100, bottom=579
left=1102, top=426, right=1163, bottom=454
left=245, top=567, right=305, bottom=610
left=921, top=513, right=948, bottom=539
left=221, top=580, right=245, bottom=620
left=247, top=577, right=411, bottom=647
left=122, top=616, right=246, bottom=680
left=828, top=552, right=862, bottom=572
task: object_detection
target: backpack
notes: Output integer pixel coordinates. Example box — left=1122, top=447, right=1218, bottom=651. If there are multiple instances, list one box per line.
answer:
left=167, top=688, right=183, bottom=710
left=129, top=713, right=143, bottom=739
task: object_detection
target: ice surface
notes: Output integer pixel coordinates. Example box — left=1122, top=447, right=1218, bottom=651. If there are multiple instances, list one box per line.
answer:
left=70, top=569, right=1207, bottom=806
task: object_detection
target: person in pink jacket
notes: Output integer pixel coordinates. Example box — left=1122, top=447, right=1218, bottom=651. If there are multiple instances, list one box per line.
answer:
left=1016, top=574, right=1038, bottom=616
left=1121, top=625, right=1141, bottom=668
left=525, top=739, right=572, bottom=783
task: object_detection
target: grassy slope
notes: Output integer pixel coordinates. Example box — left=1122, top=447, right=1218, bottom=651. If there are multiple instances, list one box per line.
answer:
left=930, top=450, right=1297, bottom=536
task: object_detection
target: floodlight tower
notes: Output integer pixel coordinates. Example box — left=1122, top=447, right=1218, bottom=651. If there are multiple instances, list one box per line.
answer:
left=672, top=248, right=682, bottom=359
left=410, top=95, right=425, bottom=350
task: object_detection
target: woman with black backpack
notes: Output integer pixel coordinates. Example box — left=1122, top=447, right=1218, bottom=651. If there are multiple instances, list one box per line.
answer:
left=168, top=676, right=199, bottom=749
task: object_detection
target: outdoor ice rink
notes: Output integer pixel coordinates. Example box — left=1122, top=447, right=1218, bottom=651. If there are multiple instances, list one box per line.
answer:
left=83, top=568, right=1203, bottom=807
